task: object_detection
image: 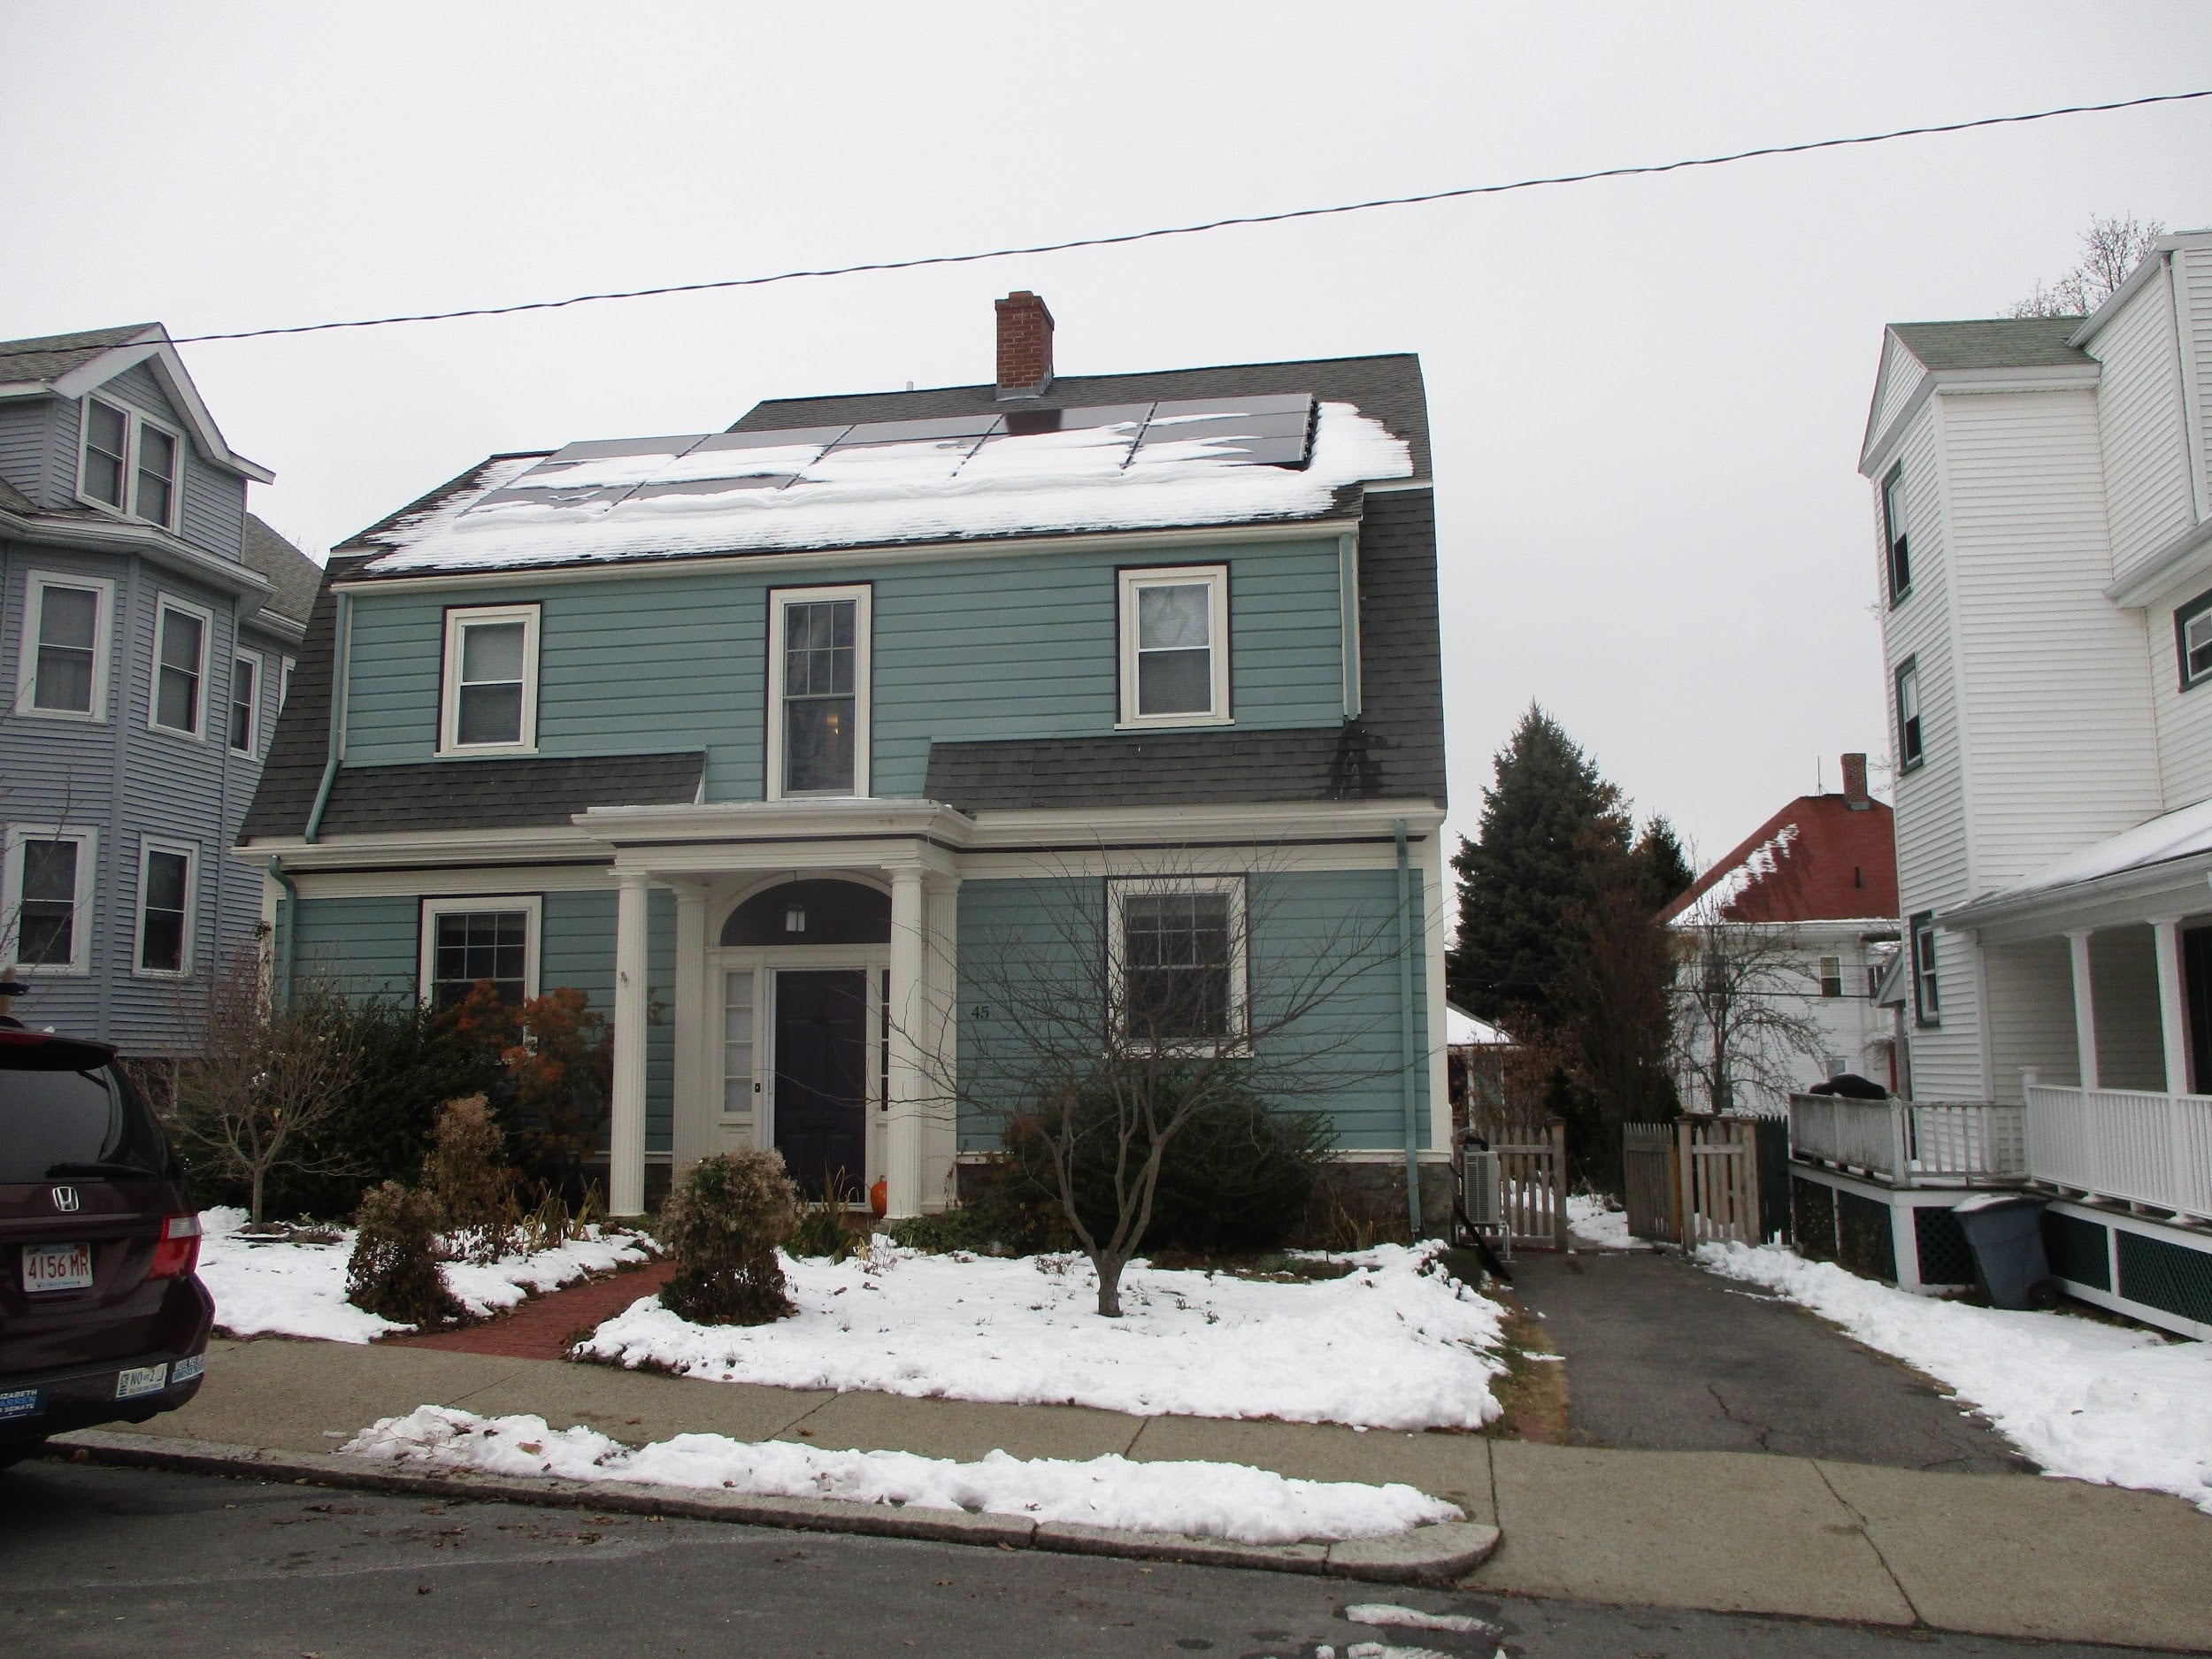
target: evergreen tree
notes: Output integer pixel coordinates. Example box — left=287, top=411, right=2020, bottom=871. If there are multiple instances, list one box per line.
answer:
left=1632, top=815, right=1695, bottom=912
left=1448, top=706, right=1624, bottom=1025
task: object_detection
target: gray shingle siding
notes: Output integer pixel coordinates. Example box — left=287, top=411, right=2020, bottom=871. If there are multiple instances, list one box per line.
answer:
left=310, top=751, right=705, bottom=839
left=238, top=555, right=356, bottom=841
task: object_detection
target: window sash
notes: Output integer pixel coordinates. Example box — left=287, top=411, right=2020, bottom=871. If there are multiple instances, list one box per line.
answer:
left=229, top=656, right=257, bottom=753
left=137, top=847, right=192, bottom=975
left=1118, top=566, right=1228, bottom=727
left=1882, top=467, right=1910, bottom=600
left=2179, top=592, right=2212, bottom=690
left=1896, top=663, right=1922, bottom=767
left=441, top=606, right=539, bottom=752
left=134, top=425, right=177, bottom=527
left=18, top=840, right=81, bottom=967
left=81, top=400, right=127, bottom=508
left=1818, top=956, right=1843, bottom=998
left=430, top=910, right=532, bottom=1010
left=767, top=588, right=869, bottom=799
left=30, top=581, right=101, bottom=715
left=1109, top=878, right=1246, bottom=1049
left=1912, top=918, right=1940, bottom=1025
left=723, top=970, right=757, bottom=1118
left=152, top=603, right=206, bottom=735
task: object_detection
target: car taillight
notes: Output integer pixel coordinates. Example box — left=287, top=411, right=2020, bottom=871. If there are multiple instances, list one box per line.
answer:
left=150, top=1213, right=201, bottom=1279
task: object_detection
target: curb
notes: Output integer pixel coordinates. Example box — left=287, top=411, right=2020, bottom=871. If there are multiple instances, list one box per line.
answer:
left=47, top=1429, right=1500, bottom=1584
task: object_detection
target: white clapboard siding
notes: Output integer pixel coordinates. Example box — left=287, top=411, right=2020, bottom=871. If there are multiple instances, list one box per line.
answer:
left=1885, top=407, right=1970, bottom=918
left=2090, top=270, right=2198, bottom=584
left=2147, top=588, right=2212, bottom=810
left=1984, top=935, right=2082, bottom=1099
left=1867, top=333, right=1929, bottom=454
left=2185, top=247, right=2212, bottom=517
left=1946, top=388, right=2163, bottom=887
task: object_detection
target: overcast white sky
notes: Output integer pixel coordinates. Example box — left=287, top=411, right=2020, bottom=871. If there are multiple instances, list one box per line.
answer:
left=7, top=3, right=2208, bottom=868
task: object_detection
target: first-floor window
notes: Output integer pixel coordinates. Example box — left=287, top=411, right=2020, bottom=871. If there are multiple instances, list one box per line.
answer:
left=768, top=586, right=870, bottom=797
left=1894, top=657, right=1923, bottom=771
left=136, top=841, right=196, bottom=976
left=1910, top=911, right=1940, bottom=1027
left=420, top=896, right=541, bottom=1011
left=4, top=827, right=96, bottom=973
left=1109, top=875, right=1247, bottom=1048
left=1818, top=955, right=1843, bottom=998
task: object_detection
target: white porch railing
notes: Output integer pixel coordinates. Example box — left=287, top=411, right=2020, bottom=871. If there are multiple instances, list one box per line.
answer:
left=1788, top=1094, right=2026, bottom=1187
left=2024, top=1083, right=2212, bottom=1224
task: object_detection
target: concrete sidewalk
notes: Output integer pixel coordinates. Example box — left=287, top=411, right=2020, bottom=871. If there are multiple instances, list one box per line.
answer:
left=81, top=1335, right=2212, bottom=1653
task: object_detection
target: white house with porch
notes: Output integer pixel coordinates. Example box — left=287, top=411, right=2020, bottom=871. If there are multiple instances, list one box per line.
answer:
left=1806, top=230, right=2212, bottom=1335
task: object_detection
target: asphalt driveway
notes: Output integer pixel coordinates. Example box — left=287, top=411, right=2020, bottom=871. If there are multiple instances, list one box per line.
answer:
left=1507, top=1248, right=2036, bottom=1474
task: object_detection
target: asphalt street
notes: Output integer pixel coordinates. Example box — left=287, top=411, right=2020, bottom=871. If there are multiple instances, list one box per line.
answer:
left=0, top=1461, right=2177, bottom=1659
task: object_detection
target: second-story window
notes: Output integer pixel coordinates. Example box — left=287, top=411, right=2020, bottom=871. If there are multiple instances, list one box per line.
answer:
left=1895, top=657, right=1923, bottom=772
left=81, top=400, right=129, bottom=510
left=1118, top=565, right=1231, bottom=727
left=1818, top=955, right=1843, bottom=998
left=229, top=655, right=258, bottom=755
left=1910, top=912, right=1940, bottom=1027
left=136, top=841, right=196, bottom=976
left=2176, top=589, right=2212, bottom=691
left=767, top=585, right=870, bottom=798
left=15, top=572, right=113, bottom=720
left=439, top=603, right=540, bottom=753
left=77, top=398, right=182, bottom=530
left=150, top=597, right=211, bottom=739
left=1882, top=465, right=1911, bottom=603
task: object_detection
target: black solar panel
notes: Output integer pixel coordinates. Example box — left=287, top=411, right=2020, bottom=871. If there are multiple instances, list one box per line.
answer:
left=690, top=426, right=849, bottom=454
left=832, top=413, right=1004, bottom=445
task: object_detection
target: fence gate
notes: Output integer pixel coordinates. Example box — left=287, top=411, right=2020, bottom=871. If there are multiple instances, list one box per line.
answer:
left=1620, top=1117, right=1766, bottom=1247
left=1492, top=1118, right=1570, bottom=1250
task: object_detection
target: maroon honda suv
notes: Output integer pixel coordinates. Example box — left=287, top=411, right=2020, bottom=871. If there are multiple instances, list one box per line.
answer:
left=1, top=1022, right=212, bottom=1465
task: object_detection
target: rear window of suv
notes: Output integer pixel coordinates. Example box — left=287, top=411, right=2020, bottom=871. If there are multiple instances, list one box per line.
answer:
left=0, top=1036, right=168, bottom=1185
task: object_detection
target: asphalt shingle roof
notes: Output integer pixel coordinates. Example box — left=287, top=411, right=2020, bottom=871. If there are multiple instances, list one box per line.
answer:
left=242, top=514, right=323, bottom=625
left=0, top=323, right=158, bottom=385
left=1889, top=317, right=2089, bottom=372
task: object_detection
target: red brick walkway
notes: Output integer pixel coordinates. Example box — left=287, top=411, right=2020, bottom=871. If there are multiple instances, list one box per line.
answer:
left=385, top=1259, right=675, bottom=1360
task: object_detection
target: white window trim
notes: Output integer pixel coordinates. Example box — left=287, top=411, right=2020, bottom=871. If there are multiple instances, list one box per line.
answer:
left=1116, top=564, right=1232, bottom=730
left=764, top=583, right=872, bottom=801
left=74, top=395, right=184, bottom=532
left=2, top=824, right=98, bottom=977
left=14, top=570, right=116, bottom=722
left=418, top=895, right=543, bottom=1007
left=1105, top=872, right=1250, bottom=1055
left=438, top=603, right=541, bottom=756
left=279, top=656, right=296, bottom=711
left=148, top=593, right=215, bottom=741
left=228, top=651, right=261, bottom=757
left=133, top=836, right=199, bottom=979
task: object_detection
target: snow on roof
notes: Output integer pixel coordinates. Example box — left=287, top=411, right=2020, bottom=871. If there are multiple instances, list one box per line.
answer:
left=1682, top=823, right=1799, bottom=919
left=1447, top=1006, right=1512, bottom=1047
left=1984, top=794, right=2212, bottom=902
left=358, top=397, right=1409, bottom=576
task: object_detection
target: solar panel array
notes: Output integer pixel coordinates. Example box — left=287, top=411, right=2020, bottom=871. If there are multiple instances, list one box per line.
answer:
left=469, top=394, right=1317, bottom=516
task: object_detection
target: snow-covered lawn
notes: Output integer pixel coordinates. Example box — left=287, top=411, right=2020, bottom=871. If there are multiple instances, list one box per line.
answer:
left=1699, top=1240, right=2212, bottom=1514
left=1565, top=1194, right=1648, bottom=1252
left=342, top=1405, right=1462, bottom=1545
left=579, top=1242, right=1507, bottom=1432
left=195, top=1207, right=655, bottom=1342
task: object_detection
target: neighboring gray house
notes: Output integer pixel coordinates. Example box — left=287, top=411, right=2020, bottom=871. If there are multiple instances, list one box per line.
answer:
left=1, top=323, right=319, bottom=1054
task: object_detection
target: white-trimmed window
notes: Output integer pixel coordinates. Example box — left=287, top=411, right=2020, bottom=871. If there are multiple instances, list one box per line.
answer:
left=3, top=826, right=97, bottom=975
left=766, top=585, right=870, bottom=798
left=1818, top=955, right=1843, bottom=998
left=14, top=571, right=114, bottom=720
left=419, top=895, right=542, bottom=1011
left=76, top=396, right=182, bottom=530
left=1118, top=565, right=1230, bottom=727
left=1910, top=911, right=1940, bottom=1028
left=134, top=839, right=197, bottom=977
left=440, top=603, right=540, bottom=754
left=1107, top=874, right=1248, bottom=1050
left=228, top=654, right=259, bottom=755
left=1894, top=657, right=1923, bottom=772
left=149, top=595, right=212, bottom=738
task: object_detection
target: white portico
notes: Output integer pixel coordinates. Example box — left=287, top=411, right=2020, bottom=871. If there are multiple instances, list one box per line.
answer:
left=581, top=798, right=968, bottom=1220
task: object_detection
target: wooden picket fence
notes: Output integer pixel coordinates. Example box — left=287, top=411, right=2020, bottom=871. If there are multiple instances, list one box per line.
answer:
left=1622, top=1116, right=1766, bottom=1248
left=1492, top=1118, right=1571, bottom=1250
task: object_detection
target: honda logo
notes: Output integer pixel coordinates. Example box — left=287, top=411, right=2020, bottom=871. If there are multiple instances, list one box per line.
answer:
left=51, top=1186, right=80, bottom=1213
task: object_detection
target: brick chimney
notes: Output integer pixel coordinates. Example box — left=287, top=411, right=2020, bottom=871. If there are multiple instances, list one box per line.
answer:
left=994, top=291, right=1054, bottom=400
left=1841, top=751, right=1870, bottom=810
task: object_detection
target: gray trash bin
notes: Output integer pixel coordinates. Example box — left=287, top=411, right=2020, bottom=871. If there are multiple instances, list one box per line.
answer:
left=1951, top=1194, right=2050, bottom=1310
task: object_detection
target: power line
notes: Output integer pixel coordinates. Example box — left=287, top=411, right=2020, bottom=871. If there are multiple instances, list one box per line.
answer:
left=4, top=86, right=2207, bottom=362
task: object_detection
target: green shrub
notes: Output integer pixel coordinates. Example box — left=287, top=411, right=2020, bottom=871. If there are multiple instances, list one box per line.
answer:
left=1004, top=1070, right=1333, bottom=1256
left=659, top=1149, right=799, bottom=1325
left=422, top=1094, right=517, bottom=1263
left=885, top=1164, right=1055, bottom=1256
left=346, top=1181, right=464, bottom=1326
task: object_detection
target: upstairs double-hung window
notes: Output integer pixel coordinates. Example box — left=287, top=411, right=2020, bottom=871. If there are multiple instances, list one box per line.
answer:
left=1882, top=465, right=1911, bottom=603
left=1118, top=565, right=1230, bottom=727
left=150, top=596, right=211, bottom=739
left=767, top=586, right=870, bottom=798
left=14, top=572, right=113, bottom=720
left=77, top=397, right=182, bottom=531
left=1894, top=657, right=1923, bottom=772
left=439, top=604, right=540, bottom=753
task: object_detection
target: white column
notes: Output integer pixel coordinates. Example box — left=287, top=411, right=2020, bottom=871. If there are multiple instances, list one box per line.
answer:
left=923, top=878, right=961, bottom=1212
left=609, top=871, right=651, bottom=1217
left=2067, top=930, right=2100, bottom=1092
left=2152, top=917, right=2191, bottom=1097
left=668, top=884, right=708, bottom=1182
left=886, top=864, right=926, bottom=1219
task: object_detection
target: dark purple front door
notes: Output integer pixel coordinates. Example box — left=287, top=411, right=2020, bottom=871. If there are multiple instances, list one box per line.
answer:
left=772, top=969, right=870, bottom=1200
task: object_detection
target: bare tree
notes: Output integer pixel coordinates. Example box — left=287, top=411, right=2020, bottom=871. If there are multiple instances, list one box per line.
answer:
left=1667, top=893, right=1832, bottom=1117
left=928, top=849, right=1407, bottom=1316
left=2011, top=212, right=2168, bottom=318
left=169, top=951, right=363, bottom=1226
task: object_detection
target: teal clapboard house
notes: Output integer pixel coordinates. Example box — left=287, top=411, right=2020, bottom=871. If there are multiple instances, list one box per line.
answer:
left=240, top=294, right=1450, bottom=1219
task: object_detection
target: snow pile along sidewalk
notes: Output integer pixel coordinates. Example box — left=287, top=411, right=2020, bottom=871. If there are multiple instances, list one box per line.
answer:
left=1699, top=1240, right=2212, bottom=1514
left=579, top=1242, right=1507, bottom=1432
left=1565, top=1194, right=1648, bottom=1252
left=195, top=1208, right=656, bottom=1342
left=342, top=1406, right=1463, bottom=1546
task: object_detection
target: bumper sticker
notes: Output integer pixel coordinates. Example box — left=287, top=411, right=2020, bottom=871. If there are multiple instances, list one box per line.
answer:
left=0, top=1386, right=42, bottom=1422
left=171, top=1353, right=204, bottom=1385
